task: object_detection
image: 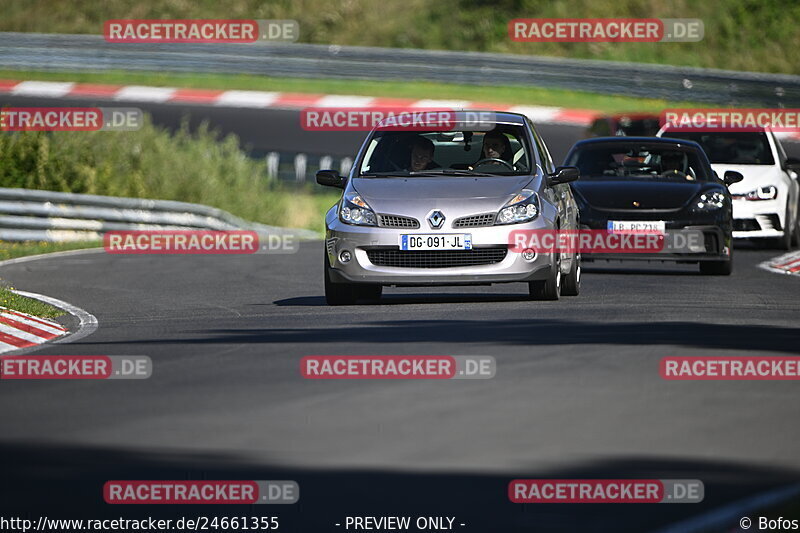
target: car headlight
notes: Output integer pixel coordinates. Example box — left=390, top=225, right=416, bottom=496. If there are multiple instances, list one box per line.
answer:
left=744, top=185, right=778, bottom=201
left=496, top=189, right=540, bottom=225
left=339, top=190, right=377, bottom=226
left=692, top=191, right=726, bottom=211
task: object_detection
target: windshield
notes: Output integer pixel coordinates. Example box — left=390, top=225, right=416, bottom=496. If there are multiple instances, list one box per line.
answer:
left=566, top=144, right=711, bottom=181
left=358, top=127, right=533, bottom=176
left=663, top=131, right=775, bottom=165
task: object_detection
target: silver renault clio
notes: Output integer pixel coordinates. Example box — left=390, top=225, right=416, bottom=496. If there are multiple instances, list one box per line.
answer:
left=317, top=111, right=581, bottom=305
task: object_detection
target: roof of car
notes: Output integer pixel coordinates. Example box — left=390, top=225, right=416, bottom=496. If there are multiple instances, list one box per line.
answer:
left=660, top=125, right=770, bottom=133
left=374, top=110, right=527, bottom=128
left=572, top=136, right=705, bottom=150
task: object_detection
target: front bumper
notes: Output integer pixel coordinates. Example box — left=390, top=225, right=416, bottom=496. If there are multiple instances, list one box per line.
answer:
left=731, top=198, right=787, bottom=239
left=326, top=220, right=557, bottom=286
left=577, top=206, right=732, bottom=262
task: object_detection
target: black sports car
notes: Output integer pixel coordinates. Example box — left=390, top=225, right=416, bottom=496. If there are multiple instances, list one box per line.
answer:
left=564, top=137, right=743, bottom=275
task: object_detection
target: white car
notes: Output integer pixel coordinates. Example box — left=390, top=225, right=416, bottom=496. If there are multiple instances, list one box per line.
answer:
left=658, top=127, right=800, bottom=249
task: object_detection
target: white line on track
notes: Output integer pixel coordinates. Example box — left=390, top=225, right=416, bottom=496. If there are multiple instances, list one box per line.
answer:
left=0, top=248, right=101, bottom=354
left=13, top=290, right=98, bottom=349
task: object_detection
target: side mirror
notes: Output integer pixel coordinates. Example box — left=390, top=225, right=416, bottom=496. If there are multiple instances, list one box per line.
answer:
left=548, top=166, right=580, bottom=185
left=316, top=169, right=345, bottom=188
left=723, top=170, right=744, bottom=186
left=783, top=157, right=800, bottom=173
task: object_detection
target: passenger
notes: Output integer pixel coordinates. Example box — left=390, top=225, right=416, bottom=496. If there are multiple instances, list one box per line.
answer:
left=408, top=136, right=438, bottom=171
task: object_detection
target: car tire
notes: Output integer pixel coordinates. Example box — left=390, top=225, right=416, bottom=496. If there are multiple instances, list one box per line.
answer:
left=699, top=257, right=733, bottom=276
left=358, top=284, right=383, bottom=303
left=324, top=252, right=358, bottom=305
left=560, top=253, right=581, bottom=296
left=792, top=209, right=800, bottom=248
left=529, top=254, right=561, bottom=300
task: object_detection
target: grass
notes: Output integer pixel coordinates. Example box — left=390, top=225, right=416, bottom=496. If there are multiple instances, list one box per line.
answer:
left=0, top=240, right=102, bottom=262
left=0, top=115, right=340, bottom=234
left=0, top=242, right=94, bottom=318
left=0, top=68, right=707, bottom=114
left=0, top=284, right=65, bottom=318
left=0, top=0, right=798, bottom=75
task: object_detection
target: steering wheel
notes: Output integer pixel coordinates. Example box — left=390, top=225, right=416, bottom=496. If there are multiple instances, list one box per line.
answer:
left=473, top=158, right=514, bottom=171
left=659, top=169, right=687, bottom=179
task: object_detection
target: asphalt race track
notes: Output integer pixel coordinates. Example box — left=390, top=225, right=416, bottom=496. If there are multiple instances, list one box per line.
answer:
left=1, top=95, right=800, bottom=532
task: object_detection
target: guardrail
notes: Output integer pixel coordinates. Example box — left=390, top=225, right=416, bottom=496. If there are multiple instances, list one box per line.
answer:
left=1, top=32, right=799, bottom=106
left=0, top=187, right=319, bottom=242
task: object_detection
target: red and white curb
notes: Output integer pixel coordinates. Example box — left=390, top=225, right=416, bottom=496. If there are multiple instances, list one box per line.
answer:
left=4, top=78, right=800, bottom=139
left=0, top=79, right=598, bottom=127
left=0, top=305, right=67, bottom=353
left=759, top=250, right=800, bottom=276
left=0, top=250, right=101, bottom=354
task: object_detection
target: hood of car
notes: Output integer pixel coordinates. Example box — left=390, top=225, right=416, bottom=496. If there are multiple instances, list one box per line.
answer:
left=572, top=179, right=704, bottom=210
left=710, top=164, right=783, bottom=195
left=350, top=175, right=534, bottom=215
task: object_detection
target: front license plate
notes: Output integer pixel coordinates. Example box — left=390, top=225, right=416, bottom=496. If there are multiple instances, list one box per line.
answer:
left=607, top=220, right=666, bottom=234
left=400, top=234, right=472, bottom=250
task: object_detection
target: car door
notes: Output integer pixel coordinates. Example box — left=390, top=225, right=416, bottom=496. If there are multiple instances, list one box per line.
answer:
left=771, top=131, right=799, bottom=230
left=531, top=121, right=578, bottom=231
left=529, top=123, right=563, bottom=220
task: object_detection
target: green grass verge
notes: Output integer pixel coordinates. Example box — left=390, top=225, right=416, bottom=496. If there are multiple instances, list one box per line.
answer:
left=0, top=242, right=102, bottom=318
left=0, top=115, right=341, bottom=234
left=1, top=0, right=798, bottom=75
left=0, top=284, right=65, bottom=319
left=0, top=69, right=706, bottom=114
left=0, top=240, right=102, bottom=262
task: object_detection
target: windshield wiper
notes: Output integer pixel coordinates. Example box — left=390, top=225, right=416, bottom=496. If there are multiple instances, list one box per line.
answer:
left=407, top=169, right=498, bottom=177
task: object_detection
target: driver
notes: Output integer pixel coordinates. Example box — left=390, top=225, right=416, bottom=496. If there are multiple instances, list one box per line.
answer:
left=660, top=151, right=692, bottom=179
left=479, top=130, right=513, bottom=164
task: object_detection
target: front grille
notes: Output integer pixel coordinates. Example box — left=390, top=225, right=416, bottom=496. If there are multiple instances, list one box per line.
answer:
left=366, top=248, right=507, bottom=268
left=378, top=214, right=420, bottom=228
left=733, top=219, right=761, bottom=231
left=453, top=213, right=496, bottom=228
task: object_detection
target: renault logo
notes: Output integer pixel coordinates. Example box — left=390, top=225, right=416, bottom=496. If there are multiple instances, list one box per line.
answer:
left=427, top=210, right=445, bottom=229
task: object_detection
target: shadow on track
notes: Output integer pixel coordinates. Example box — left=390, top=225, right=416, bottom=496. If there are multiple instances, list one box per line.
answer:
left=76, top=319, right=800, bottom=354
left=1, top=441, right=797, bottom=533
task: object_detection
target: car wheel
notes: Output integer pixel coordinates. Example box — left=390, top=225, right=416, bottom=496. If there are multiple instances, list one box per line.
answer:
left=792, top=209, right=800, bottom=248
left=358, top=284, right=383, bottom=303
left=560, top=253, right=581, bottom=296
left=324, top=252, right=358, bottom=305
left=529, top=253, right=561, bottom=300
left=699, top=254, right=733, bottom=276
